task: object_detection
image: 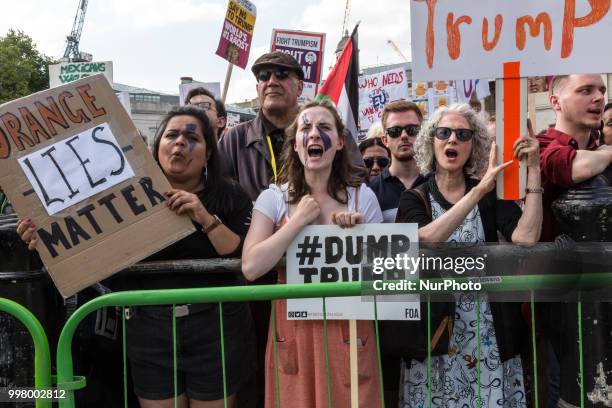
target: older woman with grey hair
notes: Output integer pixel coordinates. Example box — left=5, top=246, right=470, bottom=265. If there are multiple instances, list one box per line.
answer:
left=395, top=103, right=542, bottom=407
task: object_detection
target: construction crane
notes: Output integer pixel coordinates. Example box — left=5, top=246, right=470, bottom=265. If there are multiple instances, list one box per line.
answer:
left=63, top=0, right=89, bottom=61
left=341, top=0, right=351, bottom=37
left=387, top=39, right=409, bottom=63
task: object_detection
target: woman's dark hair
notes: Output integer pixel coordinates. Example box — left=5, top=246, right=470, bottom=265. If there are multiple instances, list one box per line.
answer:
left=277, top=100, right=362, bottom=204
left=358, top=137, right=391, bottom=157
left=599, top=103, right=612, bottom=145
left=152, top=106, right=237, bottom=213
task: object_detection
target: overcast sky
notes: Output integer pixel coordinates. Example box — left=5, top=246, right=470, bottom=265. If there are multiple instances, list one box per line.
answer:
left=1, top=0, right=412, bottom=104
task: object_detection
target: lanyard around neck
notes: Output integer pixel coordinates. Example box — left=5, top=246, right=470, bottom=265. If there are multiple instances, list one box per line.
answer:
left=266, top=134, right=278, bottom=184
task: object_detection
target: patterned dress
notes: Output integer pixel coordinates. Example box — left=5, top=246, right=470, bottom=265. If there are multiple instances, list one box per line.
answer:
left=399, top=195, right=527, bottom=408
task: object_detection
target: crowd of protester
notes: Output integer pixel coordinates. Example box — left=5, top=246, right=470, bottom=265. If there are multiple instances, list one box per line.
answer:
left=11, top=51, right=612, bottom=408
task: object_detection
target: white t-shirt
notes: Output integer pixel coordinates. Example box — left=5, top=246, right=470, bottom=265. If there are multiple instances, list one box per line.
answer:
left=254, top=183, right=383, bottom=225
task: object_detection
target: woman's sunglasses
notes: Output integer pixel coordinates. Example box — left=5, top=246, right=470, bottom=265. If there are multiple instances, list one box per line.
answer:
left=434, top=127, right=475, bottom=142
left=364, top=157, right=390, bottom=169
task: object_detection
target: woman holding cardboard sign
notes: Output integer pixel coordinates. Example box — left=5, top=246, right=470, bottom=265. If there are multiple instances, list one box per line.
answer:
left=18, top=106, right=256, bottom=408
left=242, top=100, right=384, bottom=407
left=395, top=104, right=542, bottom=407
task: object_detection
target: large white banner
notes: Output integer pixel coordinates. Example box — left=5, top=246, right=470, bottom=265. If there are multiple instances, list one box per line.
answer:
left=410, top=0, right=612, bottom=81
left=286, top=224, right=421, bottom=320
left=358, top=68, right=409, bottom=131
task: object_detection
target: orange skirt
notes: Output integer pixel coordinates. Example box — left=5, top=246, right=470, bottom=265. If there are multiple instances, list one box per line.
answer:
left=264, top=298, right=382, bottom=408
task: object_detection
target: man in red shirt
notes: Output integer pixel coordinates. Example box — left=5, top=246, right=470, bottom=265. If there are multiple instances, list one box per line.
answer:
left=538, top=74, right=610, bottom=241
left=538, top=74, right=609, bottom=407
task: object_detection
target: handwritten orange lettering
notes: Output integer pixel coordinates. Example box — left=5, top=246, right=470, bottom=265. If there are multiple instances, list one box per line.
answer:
left=482, top=14, right=503, bottom=51
left=415, top=0, right=439, bottom=69
left=516, top=13, right=553, bottom=50
left=0, top=127, right=10, bottom=159
left=446, top=13, right=472, bottom=60
left=562, top=0, right=610, bottom=58
left=18, top=107, right=51, bottom=144
left=0, top=113, right=34, bottom=151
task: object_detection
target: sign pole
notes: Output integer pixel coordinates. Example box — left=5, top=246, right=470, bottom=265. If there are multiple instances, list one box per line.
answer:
left=528, top=92, right=537, bottom=134
left=495, top=62, right=527, bottom=201
left=349, top=319, right=358, bottom=407
left=221, top=62, right=233, bottom=103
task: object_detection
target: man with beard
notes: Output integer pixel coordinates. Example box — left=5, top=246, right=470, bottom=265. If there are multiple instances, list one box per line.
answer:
left=369, top=100, right=426, bottom=222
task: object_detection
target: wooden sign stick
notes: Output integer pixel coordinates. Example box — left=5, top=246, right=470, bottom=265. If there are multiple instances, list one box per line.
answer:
left=495, top=61, right=528, bottom=201
left=349, top=319, right=359, bottom=407
left=221, top=62, right=233, bottom=104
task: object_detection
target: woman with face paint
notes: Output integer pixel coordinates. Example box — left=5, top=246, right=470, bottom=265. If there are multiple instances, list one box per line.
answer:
left=17, top=106, right=256, bottom=408
left=127, top=106, right=256, bottom=408
left=242, top=100, right=384, bottom=407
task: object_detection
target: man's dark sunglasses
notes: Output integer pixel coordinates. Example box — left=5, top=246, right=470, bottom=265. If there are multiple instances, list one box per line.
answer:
left=364, top=157, right=390, bottom=169
left=386, top=125, right=421, bottom=138
left=256, top=68, right=291, bottom=82
left=434, top=127, right=475, bottom=142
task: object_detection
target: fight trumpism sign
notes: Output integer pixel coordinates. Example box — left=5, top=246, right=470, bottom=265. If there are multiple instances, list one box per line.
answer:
left=216, top=0, right=257, bottom=69
left=410, top=0, right=612, bottom=81
left=271, top=29, right=326, bottom=100
left=286, top=224, right=421, bottom=321
left=0, top=75, right=195, bottom=297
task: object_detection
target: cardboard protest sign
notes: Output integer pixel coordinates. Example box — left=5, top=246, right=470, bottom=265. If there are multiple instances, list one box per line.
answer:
left=0, top=75, right=195, bottom=297
left=179, top=82, right=222, bottom=105
left=410, top=0, right=611, bottom=81
left=271, top=29, right=326, bottom=100
left=286, top=224, right=420, bottom=321
left=358, top=68, right=409, bottom=131
left=49, top=61, right=113, bottom=88
left=216, top=0, right=257, bottom=69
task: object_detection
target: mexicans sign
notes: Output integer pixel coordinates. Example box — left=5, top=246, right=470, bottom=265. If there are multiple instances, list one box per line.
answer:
left=286, top=224, right=420, bottom=321
left=0, top=75, right=195, bottom=297
left=49, top=61, right=113, bottom=88
left=410, top=0, right=611, bottom=81
left=271, top=29, right=326, bottom=100
left=216, top=0, right=257, bottom=69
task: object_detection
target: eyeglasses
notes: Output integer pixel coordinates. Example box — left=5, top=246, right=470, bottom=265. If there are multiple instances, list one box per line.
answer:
left=256, top=68, right=291, bottom=82
left=434, top=127, right=475, bottom=142
left=191, top=101, right=217, bottom=112
left=386, top=125, right=421, bottom=138
left=363, top=156, right=390, bottom=169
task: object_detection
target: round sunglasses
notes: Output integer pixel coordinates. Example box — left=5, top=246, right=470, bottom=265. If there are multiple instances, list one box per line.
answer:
left=434, top=127, right=475, bottom=142
left=364, top=156, right=390, bottom=169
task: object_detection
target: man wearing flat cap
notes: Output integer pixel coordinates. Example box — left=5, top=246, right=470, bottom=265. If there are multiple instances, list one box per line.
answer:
left=219, top=51, right=365, bottom=202
left=218, top=51, right=305, bottom=201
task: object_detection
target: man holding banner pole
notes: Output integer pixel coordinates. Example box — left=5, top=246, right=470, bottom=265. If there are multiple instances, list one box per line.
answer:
left=537, top=73, right=609, bottom=408
left=538, top=74, right=610, bottom=242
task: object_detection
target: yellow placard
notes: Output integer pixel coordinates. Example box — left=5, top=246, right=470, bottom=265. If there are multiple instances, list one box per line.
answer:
left=226, top=0, right=255, bottom=34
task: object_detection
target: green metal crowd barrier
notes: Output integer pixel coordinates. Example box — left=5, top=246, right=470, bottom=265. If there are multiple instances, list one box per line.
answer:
left=2, top=272, right=612, bottom=407
left=53, top=272, right=612, bottom=408
left=0, top=298, right=53, bottom=408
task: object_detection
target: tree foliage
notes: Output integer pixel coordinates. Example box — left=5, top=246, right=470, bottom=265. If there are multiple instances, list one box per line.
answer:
left=0, top=30, right=56, bottom=105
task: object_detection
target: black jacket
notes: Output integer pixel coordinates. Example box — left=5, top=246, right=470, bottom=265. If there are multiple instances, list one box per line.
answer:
left=383, top=174, right=528, bottom=362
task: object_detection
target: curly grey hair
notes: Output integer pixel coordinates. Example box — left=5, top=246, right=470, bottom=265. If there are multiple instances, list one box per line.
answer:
left=414, top=103, right=491, bottom=177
